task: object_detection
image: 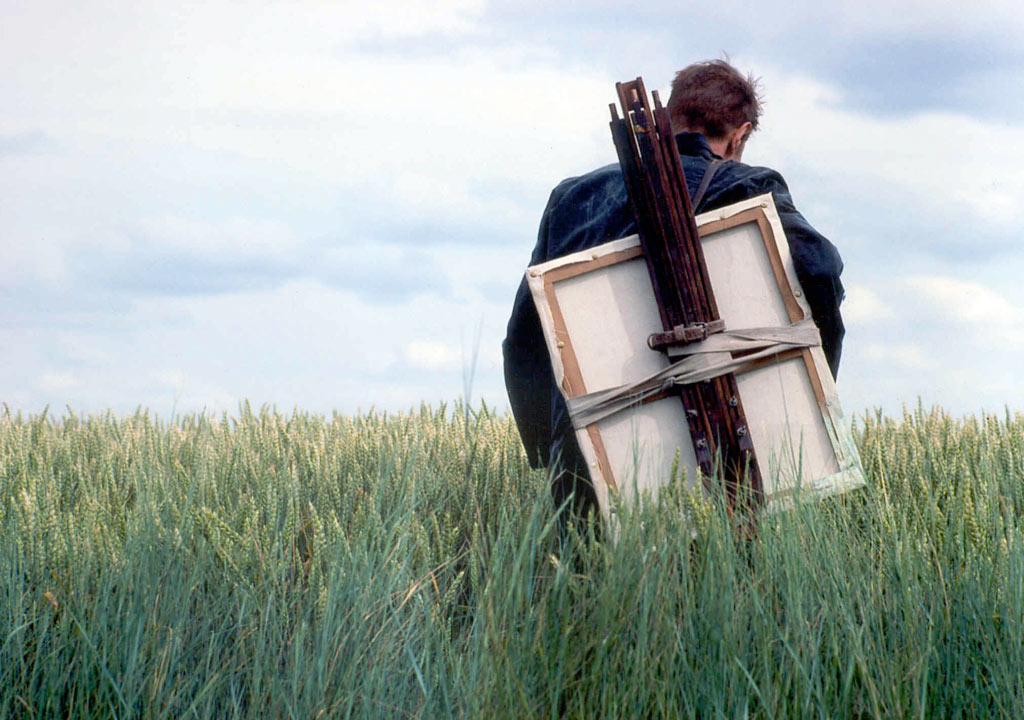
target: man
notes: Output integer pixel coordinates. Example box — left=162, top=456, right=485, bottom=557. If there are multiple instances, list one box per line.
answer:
left=503, top=60, right=845, bottom=524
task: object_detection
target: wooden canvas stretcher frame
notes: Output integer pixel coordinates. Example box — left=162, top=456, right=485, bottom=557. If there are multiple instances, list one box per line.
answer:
left=526, top=194, right=864, bottom=517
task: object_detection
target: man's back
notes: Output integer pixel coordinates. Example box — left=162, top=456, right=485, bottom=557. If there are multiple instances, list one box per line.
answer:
left=503, top=62, right=846, bottom=521
left=505, top=132, right=844, bottom=471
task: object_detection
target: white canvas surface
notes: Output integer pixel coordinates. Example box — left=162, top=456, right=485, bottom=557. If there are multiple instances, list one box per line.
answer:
left=556, top=258, right=667, bottom=391
left=702, top=220, right=792, bottom=327
left=526, top=194, right=864, bottom=514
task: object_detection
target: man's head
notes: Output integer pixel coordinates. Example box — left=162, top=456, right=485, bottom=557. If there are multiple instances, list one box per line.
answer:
left=667, top=60, right=762, bottom=161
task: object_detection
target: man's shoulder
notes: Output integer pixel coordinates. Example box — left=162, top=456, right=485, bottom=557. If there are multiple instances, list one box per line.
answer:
left=536, top=155, right=795, bottom=263
left=539, top=163, right=635, bottom=262
left=714, top=158, right=787, bottom=191
left=548, top=162, right=626, bottom=207
left=550, top=155, right=786, bottom=209
left=699, top=158, right=790, bottom=212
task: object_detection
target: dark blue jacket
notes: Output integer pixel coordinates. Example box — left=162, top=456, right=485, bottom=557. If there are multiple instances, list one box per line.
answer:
left=503, top=132, right=845, bottom=471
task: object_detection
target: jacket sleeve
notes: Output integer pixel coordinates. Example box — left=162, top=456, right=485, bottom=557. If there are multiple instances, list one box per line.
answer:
left=761, top=172, right=846, bottom=378
left=502, top=187, right=564, bottom=469
left=503, top=277, right=553, bottom=468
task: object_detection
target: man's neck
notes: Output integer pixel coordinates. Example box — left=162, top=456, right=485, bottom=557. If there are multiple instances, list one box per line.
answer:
left=705, top=136, right=730, bottom=159
left=675, top=123, right=750, bottom=161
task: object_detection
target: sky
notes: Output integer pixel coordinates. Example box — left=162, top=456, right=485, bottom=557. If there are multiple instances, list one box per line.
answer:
left=2, top=0, right=1023, bottom=421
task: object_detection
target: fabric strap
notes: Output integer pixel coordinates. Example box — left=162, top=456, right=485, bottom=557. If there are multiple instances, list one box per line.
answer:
left=565, top=319, right=821, bottom=429
left=692, top=159, right=722, bottom=210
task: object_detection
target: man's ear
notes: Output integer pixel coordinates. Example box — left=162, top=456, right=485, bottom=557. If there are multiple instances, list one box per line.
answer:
left=724, top=121, right=753, bottom=160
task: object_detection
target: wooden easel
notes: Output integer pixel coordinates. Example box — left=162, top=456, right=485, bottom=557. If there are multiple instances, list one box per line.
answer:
left=609, top=78, right=763, bottom=512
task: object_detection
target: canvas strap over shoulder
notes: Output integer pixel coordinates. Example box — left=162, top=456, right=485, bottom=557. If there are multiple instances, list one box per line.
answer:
left=692, top=159, right=722, bottom=210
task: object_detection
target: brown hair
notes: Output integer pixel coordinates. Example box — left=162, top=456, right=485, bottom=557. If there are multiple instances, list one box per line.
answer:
left=667, top=60, right=762, bottom=139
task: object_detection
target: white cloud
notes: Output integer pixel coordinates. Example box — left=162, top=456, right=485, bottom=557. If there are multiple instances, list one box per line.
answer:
left=749, top=0, right=1024, bottom=39
left=1, top=3, right=611, bottom=194
left=0, top=230, right=71, bottom=289
left=839, top=0, right=1024, bottom=38
left=405, top=341, right=463, bottom=371
left=37, top=372, right=77, bottom=392
left=748, top=69, right=1024, bottom=232
left=4, top=1, right=1024, bottom=421
left=155, top=371, right=187, bottom=390
left=905, top=275, right=1024, bottom=352
left=4, top=280, right=490, bottom=415
left=907, top=275, right=1018, bottom=325
left=861, top=343, right=938, bottom=371
left=338, top=0, right=483, bottom=40
left=78, top=280, right=506, bottom=414
left=3, top=29, right=616, bottom=271
left=491, top=0, right=1024, bottom=41
left=51, top=331, right=115, bottom=366
left=389, top=171, right=538, bottom=230
left=841, top=284, right=894, bottom=324
left=136, top=216, right=301, bottom=260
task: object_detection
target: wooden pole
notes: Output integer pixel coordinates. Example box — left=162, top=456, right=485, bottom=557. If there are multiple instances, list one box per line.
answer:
left=610, top=77, right=763, bottom=511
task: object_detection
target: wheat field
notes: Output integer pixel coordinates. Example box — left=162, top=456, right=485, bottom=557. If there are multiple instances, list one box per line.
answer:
left=2, top=402, right=1024, bottom=718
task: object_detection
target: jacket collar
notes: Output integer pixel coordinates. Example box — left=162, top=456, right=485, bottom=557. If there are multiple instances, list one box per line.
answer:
left=674, top=132, right=721, bottom=161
